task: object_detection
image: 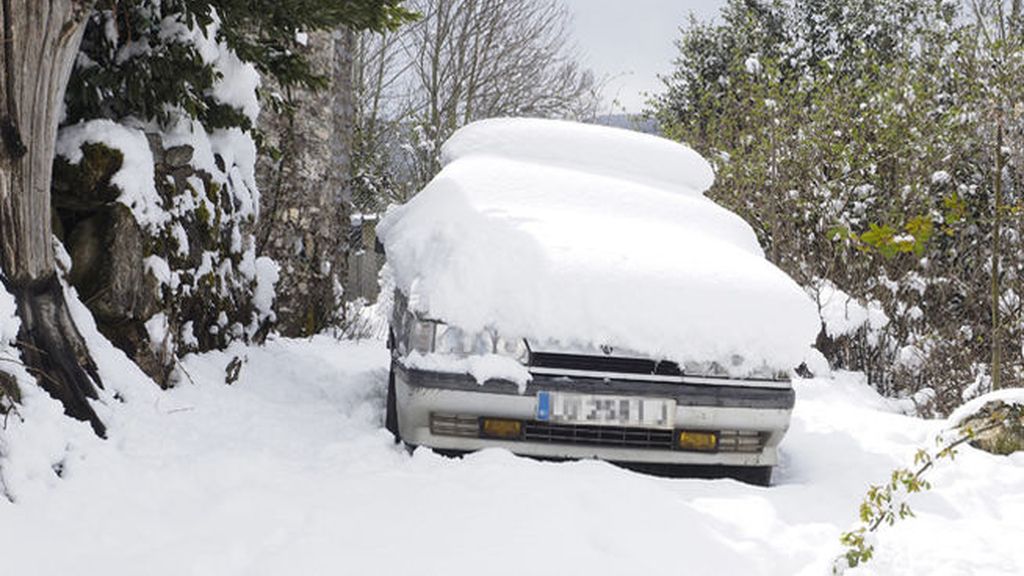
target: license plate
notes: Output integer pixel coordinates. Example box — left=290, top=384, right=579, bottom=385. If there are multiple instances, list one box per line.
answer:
left=536, top=391, right=675, bottom=429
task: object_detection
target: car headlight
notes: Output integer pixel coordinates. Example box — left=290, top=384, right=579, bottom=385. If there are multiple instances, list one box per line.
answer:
left=408, top=318, right=437, bottom=354
left=434, top=324, right=493, bottom=356
left=406, top=319, right=528, bottom=363
left=494, top=335, right=530, bottom=363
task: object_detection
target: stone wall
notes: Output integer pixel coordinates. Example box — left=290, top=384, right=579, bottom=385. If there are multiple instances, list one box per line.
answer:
left=255, top=29, right=355, bottom=336
left=52, top=134, right=268, bottom=387
left=53, top=140, right=166, bottom=383
left=51, top=26, right=359, bottom=377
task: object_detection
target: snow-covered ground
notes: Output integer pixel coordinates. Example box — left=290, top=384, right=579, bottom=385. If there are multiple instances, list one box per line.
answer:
left=1, top=333, right=1022, bottom=575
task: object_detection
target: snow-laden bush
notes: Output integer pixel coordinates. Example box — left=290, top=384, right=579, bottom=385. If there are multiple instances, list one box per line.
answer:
left=653, top=0, right=1024, bottom=413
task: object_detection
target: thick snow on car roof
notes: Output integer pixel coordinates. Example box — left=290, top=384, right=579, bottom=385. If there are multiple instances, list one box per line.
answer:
left=441, top=117, right=716, bottom=195
left=378, top=118, right=820, bottom=371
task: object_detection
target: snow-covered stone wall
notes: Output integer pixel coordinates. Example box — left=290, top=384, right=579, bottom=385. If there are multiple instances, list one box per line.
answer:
left=254, top=30, right=355, bottom=336
left=51, top=127, right=276, bottom=386
left=51, top=10, right=278, bottom=386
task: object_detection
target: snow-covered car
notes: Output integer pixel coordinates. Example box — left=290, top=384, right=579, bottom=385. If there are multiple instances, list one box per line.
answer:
left=377, top=118, right=820, bottom=485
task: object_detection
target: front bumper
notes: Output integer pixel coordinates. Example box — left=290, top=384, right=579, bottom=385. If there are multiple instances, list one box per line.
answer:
left=393, top=361, right=794, bottom=467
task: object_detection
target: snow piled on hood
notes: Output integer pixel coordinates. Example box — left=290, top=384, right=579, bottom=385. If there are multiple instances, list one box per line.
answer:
left=378, top=118, right=820, bottom=371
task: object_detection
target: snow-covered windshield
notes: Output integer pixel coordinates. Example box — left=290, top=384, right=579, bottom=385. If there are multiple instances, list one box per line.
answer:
left=377, top=118, right=820, bottom=373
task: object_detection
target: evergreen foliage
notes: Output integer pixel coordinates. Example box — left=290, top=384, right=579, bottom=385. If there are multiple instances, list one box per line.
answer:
left=65, top=0, right=416, bottom=132
left=55, top=0, right=416, bottom=380
left=652, top=0, right=1024, bottom=412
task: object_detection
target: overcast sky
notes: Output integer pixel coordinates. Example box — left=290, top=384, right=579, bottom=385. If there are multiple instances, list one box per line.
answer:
left=561, top=0, right=726, bottom=114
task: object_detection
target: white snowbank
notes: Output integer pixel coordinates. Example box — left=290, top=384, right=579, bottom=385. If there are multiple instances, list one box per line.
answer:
left=55, top=119, right=168, bottom=232
left=2, top=333, right=1022, bottom=576
left=0, top=277, right=149, bottom=502
left=379, top=119, right=820, bottom=372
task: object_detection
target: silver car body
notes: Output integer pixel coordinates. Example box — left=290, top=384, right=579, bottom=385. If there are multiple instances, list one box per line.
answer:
left=388, top=294, right=794, bottom=472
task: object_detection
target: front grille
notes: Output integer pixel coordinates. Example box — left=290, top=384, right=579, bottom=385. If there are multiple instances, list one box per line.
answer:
left=654, top=361, right=683, bottom=376
left=529, top=352, right=681, bottom=376
left=717, top=430, right=767, bottom=453
left=431, top=412, right=768, bottom=454
left=523, top=421, right=675, bottom=450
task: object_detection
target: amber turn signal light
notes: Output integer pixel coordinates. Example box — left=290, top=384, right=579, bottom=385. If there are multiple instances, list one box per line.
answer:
left=481, top=418, right=522, bottom=439
left=677, top=430, right=717, bottom=452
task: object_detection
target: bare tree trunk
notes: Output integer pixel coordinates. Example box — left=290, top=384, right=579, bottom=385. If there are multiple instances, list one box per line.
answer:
left=1, top=0, right=105, bottom=436
left=991, top=118, right=1003, bottom=390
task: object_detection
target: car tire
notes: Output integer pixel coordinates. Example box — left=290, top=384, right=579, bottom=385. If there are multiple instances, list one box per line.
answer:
left=385, top=367, right=401, bottom=443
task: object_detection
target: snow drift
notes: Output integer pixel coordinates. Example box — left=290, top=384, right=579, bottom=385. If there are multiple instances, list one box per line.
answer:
left=3, top=336, right=1022, bottom=576
left=378, top=118, right=820, bottom=372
